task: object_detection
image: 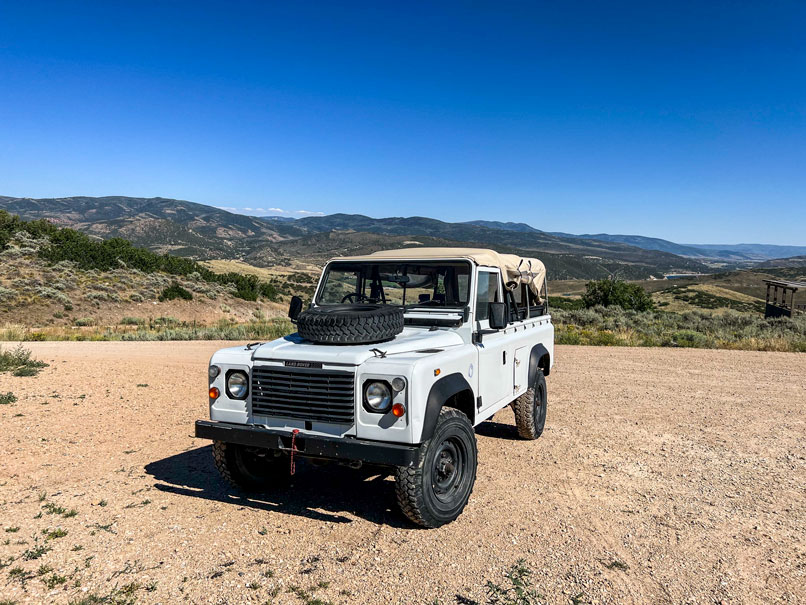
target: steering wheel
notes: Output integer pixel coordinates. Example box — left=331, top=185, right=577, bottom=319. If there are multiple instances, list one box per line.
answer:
left=341, top=292, right=375, bottom=304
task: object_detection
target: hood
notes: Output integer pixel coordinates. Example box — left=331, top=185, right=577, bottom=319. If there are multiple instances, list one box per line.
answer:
left=252, top=326, right=463, bottom=366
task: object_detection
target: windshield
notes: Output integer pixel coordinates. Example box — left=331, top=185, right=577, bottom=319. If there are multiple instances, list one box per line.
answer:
left=317, top=261, right=472, bottom=309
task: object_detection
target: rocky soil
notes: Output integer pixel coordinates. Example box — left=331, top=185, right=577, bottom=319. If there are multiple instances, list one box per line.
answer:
left=0, top=343, right=804, bottom=604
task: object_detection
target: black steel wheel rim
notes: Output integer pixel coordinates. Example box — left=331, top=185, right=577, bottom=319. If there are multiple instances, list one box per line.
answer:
left=431, top=436, right=467, bottom=505
left=534, top=383, right=546, bottom=427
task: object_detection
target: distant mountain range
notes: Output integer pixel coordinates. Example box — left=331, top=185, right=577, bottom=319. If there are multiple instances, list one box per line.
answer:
left=547, top=233, right=806, bottom=261
left=2, top=195, right=801, bottom=279
left=682, top=243, right=806, bottom=261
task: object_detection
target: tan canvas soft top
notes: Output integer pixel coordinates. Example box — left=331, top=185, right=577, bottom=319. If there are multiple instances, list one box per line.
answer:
left=337, top=247, right=547, bottom=299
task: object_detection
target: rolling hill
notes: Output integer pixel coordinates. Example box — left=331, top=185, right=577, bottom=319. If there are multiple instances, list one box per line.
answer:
left=756, top=255, right=806, bottom=269
left=0, top=195, right=710, bottom=280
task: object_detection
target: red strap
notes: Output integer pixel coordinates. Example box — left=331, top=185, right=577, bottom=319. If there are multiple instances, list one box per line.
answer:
left=289, top=429, right=300, bottom=476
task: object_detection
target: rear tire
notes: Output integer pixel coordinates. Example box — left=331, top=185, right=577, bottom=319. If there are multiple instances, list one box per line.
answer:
left=514, top=369, right=547, bottom=440
left=394, top=408, right=477, bottom=528
left=212, top=441, right=286, bottom=491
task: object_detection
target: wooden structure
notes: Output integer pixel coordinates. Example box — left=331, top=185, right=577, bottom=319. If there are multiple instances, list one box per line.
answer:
left=763, top=279, right=806, bottom=318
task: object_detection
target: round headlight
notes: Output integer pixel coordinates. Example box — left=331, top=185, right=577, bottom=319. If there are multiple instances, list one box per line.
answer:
left=226, top=371, right=248, bottom=399
left=364, top=381, right=392, bottom=412
left=209, top=365, right=221, bottom=381
left=391, top=377, right=406, bottom=392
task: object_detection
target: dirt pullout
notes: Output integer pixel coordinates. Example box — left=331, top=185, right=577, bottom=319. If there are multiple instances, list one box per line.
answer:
left=0, top=343, right=804, bottom=604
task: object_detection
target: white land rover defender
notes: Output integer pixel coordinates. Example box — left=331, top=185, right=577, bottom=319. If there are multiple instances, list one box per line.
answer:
left=196, top=248, right=554, bottom=527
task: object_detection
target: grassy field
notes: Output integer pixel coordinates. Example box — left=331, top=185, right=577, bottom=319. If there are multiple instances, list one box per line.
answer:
left=2, top=309, right=803, bottom=353
left=553, top=306, right=806, bottom=352
left=0, top=317, right=294, bottom=342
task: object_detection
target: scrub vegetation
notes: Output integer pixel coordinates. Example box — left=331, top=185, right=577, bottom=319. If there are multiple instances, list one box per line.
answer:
left=553, top=306, right=806, bottom=352
left=1, top=211, right=803, bottom=352
left=0, top=318, right=294, bottom=343
left=547, top=278, right=805, bottom=352
left=0, top=344, right=48, bottom=376
left=0, top=210, right=280, bottom=303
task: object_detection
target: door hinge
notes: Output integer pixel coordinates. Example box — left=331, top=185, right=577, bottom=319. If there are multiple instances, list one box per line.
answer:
left=502, top=351, right=507, bottom=364
left=476, top=396, right=482, bottom=409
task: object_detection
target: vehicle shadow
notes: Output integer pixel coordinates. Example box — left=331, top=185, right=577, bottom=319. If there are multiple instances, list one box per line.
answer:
left=474, top=419, right=520, bottom=440
left=144, top=445, right=412, bottom=527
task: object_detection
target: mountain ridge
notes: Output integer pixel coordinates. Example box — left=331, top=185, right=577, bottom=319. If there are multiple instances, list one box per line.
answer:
left=0, top=195, right=710, bottom=279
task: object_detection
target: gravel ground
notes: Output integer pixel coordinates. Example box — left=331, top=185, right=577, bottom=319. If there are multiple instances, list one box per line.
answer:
left=1, top=343, right=804, bottom=604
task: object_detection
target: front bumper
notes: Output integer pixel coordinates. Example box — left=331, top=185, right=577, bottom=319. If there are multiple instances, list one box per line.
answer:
left=195, top=420, right=420, bottom=467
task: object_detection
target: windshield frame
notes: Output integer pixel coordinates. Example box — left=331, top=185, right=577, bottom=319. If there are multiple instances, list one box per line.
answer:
left=314, top=258, right=474, bottom=312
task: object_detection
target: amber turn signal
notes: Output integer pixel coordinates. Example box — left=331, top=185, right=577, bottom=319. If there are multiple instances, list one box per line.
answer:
left=209, top=387, right=220, bottom=399
left=391, top=403, right=406, bottom=417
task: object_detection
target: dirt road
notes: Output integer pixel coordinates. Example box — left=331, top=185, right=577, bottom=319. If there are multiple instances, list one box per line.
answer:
left=1, top=343, right=804, bottom=604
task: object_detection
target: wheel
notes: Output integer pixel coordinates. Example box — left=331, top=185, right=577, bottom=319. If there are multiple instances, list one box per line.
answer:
left=513, top=368, right=547, bottom=440
left=296, top=304, right=404, bottom=345
left=212, top=441, right=286, bottom=491
left=394, top=408, right=477, bottom=528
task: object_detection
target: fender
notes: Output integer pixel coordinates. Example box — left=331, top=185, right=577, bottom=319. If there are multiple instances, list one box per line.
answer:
left=528, top=343, right=551, bottom=385
left=420, top=373, right=474, bottom=442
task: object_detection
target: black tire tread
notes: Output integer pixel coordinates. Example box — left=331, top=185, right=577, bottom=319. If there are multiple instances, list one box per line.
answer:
left=212, top=440, right=285, bottom=491
left=212, top=440, right=240, bottom=488
left=514, top=369, right=546, bottom=440
left=394, top=407, right=477, bottom=528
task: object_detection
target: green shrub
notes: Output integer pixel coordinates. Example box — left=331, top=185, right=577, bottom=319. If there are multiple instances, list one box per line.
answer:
left=0, top=210, right=281, bottom=303
left=671, top=329, right=709, bottom=348
left=548, top=296, right=585, bottom=311
left=588, top=330, right=623, bottom=346
left=486, top=559, right=541, bottom=604
left=74, top=318, right=95, bottom=327
left=582, top=278, right=654, bottom=311
left=152, top=316, right=180, bottom=327
left=158, top=283, right=193, bottom=302
left=13, top=367, right=39, bottom=377
left=0, top=392, right=17, bottom=405
left=120, top=317, right=145, bottom=326
left=0, top=344, right=48, bottom=375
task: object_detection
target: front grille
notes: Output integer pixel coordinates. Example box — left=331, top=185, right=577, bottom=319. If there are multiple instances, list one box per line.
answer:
left=251, top=365, right=355, bottom=424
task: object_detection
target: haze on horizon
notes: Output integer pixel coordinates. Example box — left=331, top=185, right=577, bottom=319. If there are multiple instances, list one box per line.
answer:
left=0, top=2, right=804, bottom=245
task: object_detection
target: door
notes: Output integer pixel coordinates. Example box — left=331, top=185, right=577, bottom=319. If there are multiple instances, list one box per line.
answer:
left=474, top=269, right=511, bottom=413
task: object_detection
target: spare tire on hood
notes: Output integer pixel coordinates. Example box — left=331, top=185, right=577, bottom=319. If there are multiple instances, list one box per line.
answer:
left=296, top=304, right=404, bottom=345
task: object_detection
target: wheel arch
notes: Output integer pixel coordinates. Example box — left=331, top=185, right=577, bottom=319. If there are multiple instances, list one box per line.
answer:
left=529, top=343, right=551, bottom=382
left=420, top=373, right=475, bottom=442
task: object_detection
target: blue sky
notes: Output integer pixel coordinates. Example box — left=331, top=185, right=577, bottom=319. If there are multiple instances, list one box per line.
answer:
left=0, top=1, right=804, bottom=244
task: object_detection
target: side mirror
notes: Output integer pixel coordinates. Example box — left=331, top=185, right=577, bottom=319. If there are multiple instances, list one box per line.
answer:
left=288, top=296, right=303, bottom=322
left=488, top=302, right=507, bottom=330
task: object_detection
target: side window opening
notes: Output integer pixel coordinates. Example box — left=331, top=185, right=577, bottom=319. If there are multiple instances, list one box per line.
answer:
left=528, top=285, right=547, bottom=317
left=510, top=284, right=529, bottom=321
left=510, top=282, right=548, bottom=320
left=474, top=270, right=499, bottom=322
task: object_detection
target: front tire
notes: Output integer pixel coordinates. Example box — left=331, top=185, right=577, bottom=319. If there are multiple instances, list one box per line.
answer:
left=394, top=408, right=477, bottom=528
left=514, top=368, right=547, bottom=440
left=212, top=441, right=286, bottom=491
